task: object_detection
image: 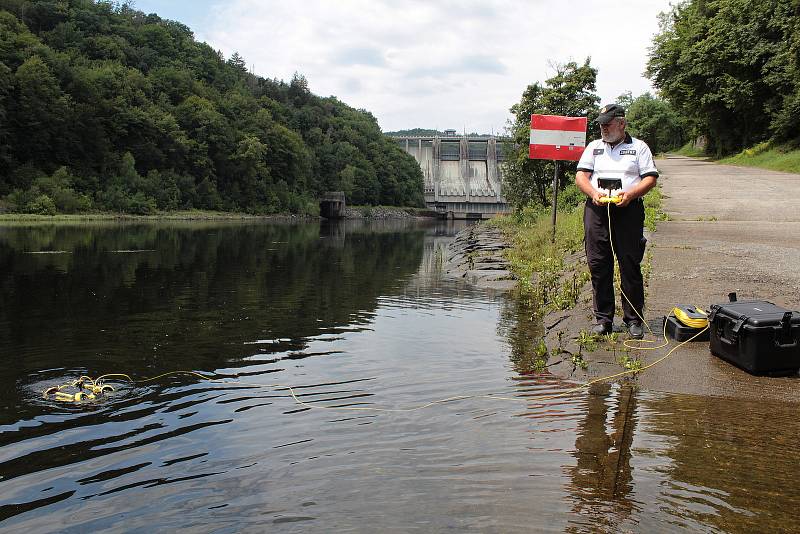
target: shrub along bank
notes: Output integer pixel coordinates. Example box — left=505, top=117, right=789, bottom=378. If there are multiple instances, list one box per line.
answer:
left=492, top=185, right=664, bottom=317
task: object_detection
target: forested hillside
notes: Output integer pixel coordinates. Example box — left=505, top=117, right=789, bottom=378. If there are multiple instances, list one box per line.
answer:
left=0, top=0, right=424, bottom=215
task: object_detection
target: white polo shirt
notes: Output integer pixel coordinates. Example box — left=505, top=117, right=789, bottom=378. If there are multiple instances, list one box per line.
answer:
left=577, top=133, right=659, bottom=194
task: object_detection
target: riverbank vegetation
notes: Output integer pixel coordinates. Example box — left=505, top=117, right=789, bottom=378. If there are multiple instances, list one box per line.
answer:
left=0, top=1, right=423, bottom=216
left=493, top=187, right=663, bottom=312
left=0, top=209, right=301, bottom=223
left=491, top=204, right=586, bottom=309
left=0, top=205, right=438, bottom=223
left=716, top=143, right=800, bottom=174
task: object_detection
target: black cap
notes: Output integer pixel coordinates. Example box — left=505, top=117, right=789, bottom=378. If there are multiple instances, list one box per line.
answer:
left=596, top=104, right=625, bottom=124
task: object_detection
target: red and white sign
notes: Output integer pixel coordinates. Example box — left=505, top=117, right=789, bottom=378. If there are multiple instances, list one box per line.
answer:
left=529, top=114, right=587, bottom=161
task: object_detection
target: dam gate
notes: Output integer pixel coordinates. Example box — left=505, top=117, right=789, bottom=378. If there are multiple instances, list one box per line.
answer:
left=391, top=134, right=511, bottom=219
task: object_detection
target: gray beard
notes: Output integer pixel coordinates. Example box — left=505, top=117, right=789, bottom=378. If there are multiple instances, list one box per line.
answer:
left=602, top=132, right=623, bottom=144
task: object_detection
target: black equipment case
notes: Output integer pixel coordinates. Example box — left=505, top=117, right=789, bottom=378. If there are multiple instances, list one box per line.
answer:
left=708, top=298, right=800, bottom=375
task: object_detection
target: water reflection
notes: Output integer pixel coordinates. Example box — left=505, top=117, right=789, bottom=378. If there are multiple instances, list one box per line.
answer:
left=0, top=220, right=428, bottom=422
left=497, top=295, right=546, bottom=374
left=1, top=220, right=799, bottom=532
left=635, top=393, right=800, bottom=533
left=565, top=383, right=638, bottom=533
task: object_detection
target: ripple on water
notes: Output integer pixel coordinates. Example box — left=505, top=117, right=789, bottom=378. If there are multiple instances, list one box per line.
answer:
left=3, top=222, right=800, bottom=532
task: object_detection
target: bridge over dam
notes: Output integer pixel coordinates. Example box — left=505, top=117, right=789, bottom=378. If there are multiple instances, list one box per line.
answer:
left=390, top=133, right=511, bottom=219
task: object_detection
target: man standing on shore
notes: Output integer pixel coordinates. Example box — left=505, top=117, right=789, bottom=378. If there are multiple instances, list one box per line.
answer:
left=575, top=104, right=658, bottom=339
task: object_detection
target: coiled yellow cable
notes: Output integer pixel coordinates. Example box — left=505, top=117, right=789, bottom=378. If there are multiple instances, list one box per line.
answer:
left=672, top=305, right=709, bottom=328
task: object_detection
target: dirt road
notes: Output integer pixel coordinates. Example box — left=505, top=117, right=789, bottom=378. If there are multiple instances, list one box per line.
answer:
left=546, top=155, right=800, bottom=400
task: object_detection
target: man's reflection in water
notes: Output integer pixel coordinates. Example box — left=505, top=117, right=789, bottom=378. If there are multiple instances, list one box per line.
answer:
left=565, top=382, right=638, bottom=532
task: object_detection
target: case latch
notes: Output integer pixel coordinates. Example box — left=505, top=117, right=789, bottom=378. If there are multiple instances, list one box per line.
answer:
left=731, top=315, right=747, bottom=335
left=724, top=314, right=748, bottom=344
left=777, top=311, right=797, bottom=347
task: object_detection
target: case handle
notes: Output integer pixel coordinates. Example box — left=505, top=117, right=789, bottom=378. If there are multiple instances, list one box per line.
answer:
left=716, top=315, right=745, bottom=345
left=715, top=314, right=748, bottom=345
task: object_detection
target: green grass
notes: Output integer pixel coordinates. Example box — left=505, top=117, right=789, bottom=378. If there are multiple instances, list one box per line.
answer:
left=717, top=143, right=800, bottom=174
left=643, top=185, right=669, bottom=231
left=673, top=142, right=706, bottom=158
left=490, top=204, right=586, bottom=308
left=617, top=353, right=643, bottom=373
left=672, top=140, right=800, bottom=174
left=491, top=185, right=665, bottom=313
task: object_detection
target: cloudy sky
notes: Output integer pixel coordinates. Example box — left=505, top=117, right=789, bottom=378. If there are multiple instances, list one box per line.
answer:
left=135, top=0, right=673, bottom=134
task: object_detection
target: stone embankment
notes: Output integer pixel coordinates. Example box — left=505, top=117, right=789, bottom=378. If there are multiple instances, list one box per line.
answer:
left=444, top=224, right=516, bottom=291
left=343, top=206, right=433, bottom=219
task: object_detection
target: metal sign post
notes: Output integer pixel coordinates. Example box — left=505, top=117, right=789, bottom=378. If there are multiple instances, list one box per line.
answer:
left=529, top=114, right=588, bottom=243
left=550, top=161, right=559, bottom=243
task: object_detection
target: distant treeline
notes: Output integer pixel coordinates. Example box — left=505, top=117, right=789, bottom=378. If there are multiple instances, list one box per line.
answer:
left=0, top=0, right=424, bottom=215
left=384, top=128, right=496, bottom=138
left=647, top=0, right=800, bottom=156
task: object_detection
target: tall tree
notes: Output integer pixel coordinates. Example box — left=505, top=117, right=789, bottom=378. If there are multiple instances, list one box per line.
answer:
left=623, top=92, right=686, bottom=154
left=0, top=60, right=12, bottom=179
left=647, top=0, right=798, bottom=155
left=10, top=55, right=71, bottom=170
left=504, top=59, right=600, bottom=208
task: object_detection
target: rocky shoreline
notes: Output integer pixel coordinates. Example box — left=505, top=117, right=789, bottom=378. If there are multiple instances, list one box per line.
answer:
left=444, top=224, right=517, bottom=291
left=342, top=206, right=436, bottom=219
left=444, top=221, right=598, bottom=379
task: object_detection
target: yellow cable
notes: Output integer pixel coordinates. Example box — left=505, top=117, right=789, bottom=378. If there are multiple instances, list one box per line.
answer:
left=622, top=309, right=670, bottom=351
left=40, top=326, right=704, bottom=411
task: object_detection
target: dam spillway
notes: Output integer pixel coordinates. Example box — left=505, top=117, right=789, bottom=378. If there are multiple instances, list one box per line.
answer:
left=391, top=134, right=511, bottom=219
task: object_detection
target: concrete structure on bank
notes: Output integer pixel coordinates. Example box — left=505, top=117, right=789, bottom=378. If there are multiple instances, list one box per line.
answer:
left=391, top=134, right=511, bottom=219
left=319, top=191, right=346, bottom=219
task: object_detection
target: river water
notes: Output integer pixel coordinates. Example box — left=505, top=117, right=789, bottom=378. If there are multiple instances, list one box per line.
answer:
left=1, top=220, right=798, bottom=533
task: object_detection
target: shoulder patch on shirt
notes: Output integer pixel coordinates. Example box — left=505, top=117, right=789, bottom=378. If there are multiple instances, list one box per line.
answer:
left=619, top=149, right=636, bottom=156
left=593, top=148, right=604, bottom=155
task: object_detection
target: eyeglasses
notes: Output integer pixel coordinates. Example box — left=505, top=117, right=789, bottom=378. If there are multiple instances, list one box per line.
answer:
left=600, top=119, right=623, bottom=128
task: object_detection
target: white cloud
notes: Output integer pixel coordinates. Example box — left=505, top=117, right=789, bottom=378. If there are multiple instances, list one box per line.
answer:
left=201, top=0, right=672, bottom=133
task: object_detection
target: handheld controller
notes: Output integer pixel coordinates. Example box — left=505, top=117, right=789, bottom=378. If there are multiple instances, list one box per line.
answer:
left=597, top=178, right=623, bottom=206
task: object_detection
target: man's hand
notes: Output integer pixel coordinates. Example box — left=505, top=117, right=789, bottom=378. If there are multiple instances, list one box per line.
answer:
left=616, top=191, right=635, bottom=207
left=590, top=190, right=606, bottom=206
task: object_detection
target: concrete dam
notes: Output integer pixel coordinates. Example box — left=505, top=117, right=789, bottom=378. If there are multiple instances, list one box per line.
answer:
left=391, top=133, right=511, bottom=219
